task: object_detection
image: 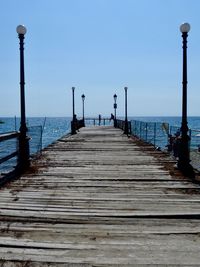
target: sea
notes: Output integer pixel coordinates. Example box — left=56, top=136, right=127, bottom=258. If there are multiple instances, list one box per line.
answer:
left=1, top=116, right=200, bottom=173
left=1, top=116, right=200, bottom=139
left=0, top=117, right=71, bottom=148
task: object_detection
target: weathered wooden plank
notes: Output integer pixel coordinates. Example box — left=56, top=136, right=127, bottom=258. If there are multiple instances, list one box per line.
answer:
left=0, top=126, right=200, bottom=265
left=0, top=245, right=200, bottom=265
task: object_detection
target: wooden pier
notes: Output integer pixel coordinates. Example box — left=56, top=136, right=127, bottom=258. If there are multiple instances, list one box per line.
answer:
left=0, top=126, right=200, bottom=266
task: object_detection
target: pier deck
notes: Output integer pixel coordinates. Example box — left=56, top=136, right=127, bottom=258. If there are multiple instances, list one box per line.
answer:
left=1, top=126, right=200, bottom=266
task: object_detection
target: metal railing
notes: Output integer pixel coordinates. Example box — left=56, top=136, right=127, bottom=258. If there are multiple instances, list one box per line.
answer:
left=0, top=131, right=19, bottom=167
left=169, top=125, right=200, bottom=170
left=117, top=119, right=200, bottom=171
left=115, top=119, right=131, bottom=134
left=28, top=126, right=43, bottom=156
left=0, top=126, right=43, bottom=176
left=85, top=118, right=113, bottom=126
left=131, top=120, right=169, bottom=149
left=71, top=117, right=114, bottom=135
left=189, top=129, right=200, bottom=150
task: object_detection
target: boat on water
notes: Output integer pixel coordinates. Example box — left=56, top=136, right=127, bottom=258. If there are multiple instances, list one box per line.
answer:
left=0, top=120, right=4, bottom=124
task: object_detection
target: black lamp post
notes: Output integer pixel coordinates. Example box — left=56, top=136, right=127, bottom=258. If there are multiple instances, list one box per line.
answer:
left=71, top=86, right=76, bottom=134
left=124, top=87, right=128, bottom=135
left=178, top=22, right=194, bottom=177
left=72, top=86, right=75, bottom=118
left=16, top=24, right=30, bottom=170
left=113, top=94, right=117, bottom=127
left=81, top=94, right=85, bottom=127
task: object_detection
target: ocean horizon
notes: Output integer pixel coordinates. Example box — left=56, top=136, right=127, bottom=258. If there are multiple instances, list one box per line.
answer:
left=1, top=116, right=200, bottom=148
left=1, top=116, right=200, bottom=173
left=1, top=116, right=200, bottom=133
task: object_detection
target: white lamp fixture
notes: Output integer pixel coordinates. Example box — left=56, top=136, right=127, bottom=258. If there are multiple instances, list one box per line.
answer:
left=16, top=25, right=27, bottom=35
left=180, top=23, right=191, bottom=33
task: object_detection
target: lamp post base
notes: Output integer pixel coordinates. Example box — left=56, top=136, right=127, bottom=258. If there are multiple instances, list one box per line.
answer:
left=124, top=120, right=129, bottom=135
left=177, top=134, right=195, bottom=178
left=71, top=121, right=77, bottom=135
left=177, top=161, right=195, bottom=179
left=17, top=135, right=30, bottom=171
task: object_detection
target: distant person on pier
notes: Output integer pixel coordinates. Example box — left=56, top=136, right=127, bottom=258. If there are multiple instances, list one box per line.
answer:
left=110, top=113, right=114, bottom=121
left=73, top=114, right=79, bottom=131
left=98, top=114, right=101, bottom=126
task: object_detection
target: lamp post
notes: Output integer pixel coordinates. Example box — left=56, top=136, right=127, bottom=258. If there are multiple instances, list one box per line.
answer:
left=178, top=22, right=194, bottom=177
left=16, top=24, right=30, bottom=170
left=71, top=86, right=76, bottom=134
left=72, top=86, right=75, bottom=118
left=113, top=94, right=117, bottom=127
left=124, top=87, right=128, bottom=135
left=81, top=94, right=85, bottom=127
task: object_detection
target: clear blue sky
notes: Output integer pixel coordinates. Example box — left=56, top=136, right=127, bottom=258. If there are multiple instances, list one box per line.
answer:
left=1, top=0, right=200, bottom=117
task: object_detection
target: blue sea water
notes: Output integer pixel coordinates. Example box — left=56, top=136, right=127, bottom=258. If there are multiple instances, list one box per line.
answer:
left=0, top=117, right=71, bottom=174
left=1, top=116, right=200, bottom=174
left=1, top=116, right=200, bottom=148
left=132, top=116, right=200, bottom=130
left=0, top=117, right=71, bottom=148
